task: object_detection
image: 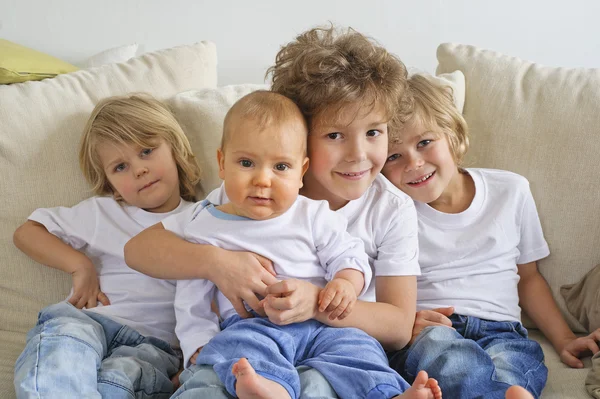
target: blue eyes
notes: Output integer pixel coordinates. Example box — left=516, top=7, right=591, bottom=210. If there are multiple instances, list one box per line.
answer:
left=239, top=159, right=289, bottom=171
left=386, top=140, right=433, bottom=163
left=112, top=148, right=153, bottom=173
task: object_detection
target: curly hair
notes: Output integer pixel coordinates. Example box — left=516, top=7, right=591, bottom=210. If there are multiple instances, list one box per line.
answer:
left=392, top=74, right=469, bottom=166
left=79, top=94, right=201, bottom=202
left=267, top=25, right=411, bottom=129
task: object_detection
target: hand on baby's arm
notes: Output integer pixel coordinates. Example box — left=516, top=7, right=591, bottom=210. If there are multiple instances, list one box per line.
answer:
left=69, top=259, right=110, bottom=309
left=318, top=269, right=364, bottom=321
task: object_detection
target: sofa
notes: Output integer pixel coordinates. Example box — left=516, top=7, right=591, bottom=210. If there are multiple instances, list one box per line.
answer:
left=1, top=40, right=598, bottom=398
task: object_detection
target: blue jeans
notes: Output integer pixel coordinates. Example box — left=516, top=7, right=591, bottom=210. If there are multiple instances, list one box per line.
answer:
left=14, top=302, right=180, bottom=399
left=388, top=314, right=548, bottom=399
left=173, top=315, right=408, bottom=399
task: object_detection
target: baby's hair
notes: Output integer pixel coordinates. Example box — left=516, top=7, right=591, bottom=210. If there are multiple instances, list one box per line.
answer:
left=267, top=24, right=411, bottom=129
left=395, top=75, right=470, bottom=166
left=79, top=94, right=201, bottom=202
left=221, top=90, right=308, bottom=152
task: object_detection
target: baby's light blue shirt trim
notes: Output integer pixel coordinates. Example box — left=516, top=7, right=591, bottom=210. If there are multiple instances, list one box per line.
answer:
left=192, top=199, right=252, bottom=221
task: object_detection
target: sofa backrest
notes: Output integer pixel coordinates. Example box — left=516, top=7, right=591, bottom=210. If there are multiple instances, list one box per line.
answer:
left=437, top=43, right=600, bottom=332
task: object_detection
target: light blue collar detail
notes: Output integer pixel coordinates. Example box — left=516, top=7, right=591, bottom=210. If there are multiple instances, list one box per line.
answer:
left=205, top=202, right=253, bottom=221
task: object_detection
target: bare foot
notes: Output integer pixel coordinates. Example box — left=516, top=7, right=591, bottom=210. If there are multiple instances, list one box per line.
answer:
left=394, top=370, right=442, bottom=399
left=505, top=385, right=534, bottom=399
left=232, top=358, right=291, bottom=399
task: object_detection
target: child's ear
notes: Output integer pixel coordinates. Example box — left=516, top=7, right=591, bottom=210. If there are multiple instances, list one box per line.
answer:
left=217, top=148, right=226, bottom=180
left=299, top=157, right=310, bottom=188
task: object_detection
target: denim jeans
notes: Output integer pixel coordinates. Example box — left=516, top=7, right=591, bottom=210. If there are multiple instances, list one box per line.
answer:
left=173, top=364, right=338, bottom=399
left=388, top=314, right=548, bottom=399
left=173, top=315, right=407, bottom=399
left=14, top=302, right=180, bottom=399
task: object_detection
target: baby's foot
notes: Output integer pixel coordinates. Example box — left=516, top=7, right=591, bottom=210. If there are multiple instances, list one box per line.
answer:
left=394, top=370, right=442, bottom=399
left=232, top=358, right=291, bottom=399
left=505, top=385, right=534, bottom=399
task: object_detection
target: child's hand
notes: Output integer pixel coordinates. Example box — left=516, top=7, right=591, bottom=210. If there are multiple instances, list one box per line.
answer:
left=262, top=279, right=321, bottom=325
left=171, top=368, right=183, bottom=389
left=190, top=346, right=203, bottom=365
left=210, top=249, right=278, bottom=319
left=318, top=278, right=357, bottom=320
left=559, top=328, right=600, bottom=368
left=410, top=307, right=455, bottom=345
left=69, top=260, right=110, bottom=309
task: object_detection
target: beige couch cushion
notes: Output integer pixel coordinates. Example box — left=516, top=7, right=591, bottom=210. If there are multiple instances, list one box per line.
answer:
left=436, top=43, right=600, bottom=334
left=167, top=84, right=268, bottom=199
left=561, top=263, right=600, bottom=333
left=0, top=42, right=217, bottom=395
left=529, top=330, right=591, bottom=398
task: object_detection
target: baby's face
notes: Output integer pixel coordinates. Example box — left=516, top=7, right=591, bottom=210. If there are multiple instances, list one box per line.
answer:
left=217, top=117, right=309, bottom=220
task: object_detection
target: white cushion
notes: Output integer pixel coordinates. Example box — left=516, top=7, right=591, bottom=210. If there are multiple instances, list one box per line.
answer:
left=436, top=43, right=600, bottom=334
left=0, top=42, right=217, bottom=396
left=82, top=43, right=139, bottom=68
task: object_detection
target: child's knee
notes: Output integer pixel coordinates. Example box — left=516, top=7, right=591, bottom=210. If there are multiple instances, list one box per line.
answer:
left=416, top=325, right=459, bottom=344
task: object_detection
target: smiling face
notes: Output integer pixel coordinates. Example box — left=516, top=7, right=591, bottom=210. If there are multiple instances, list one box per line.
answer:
left=217, top=115, right=309, bottom=220
left=301, top=102, right=389, bottom=210
left=97, top=138, right=181, bottom=213
left=382, top=117, right=461, bottom=207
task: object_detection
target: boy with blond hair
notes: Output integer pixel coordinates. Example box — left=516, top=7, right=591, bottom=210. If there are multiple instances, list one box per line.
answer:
left=13, top=94, right=202, bottom=398
left=383, top=74, right=600, bottom=398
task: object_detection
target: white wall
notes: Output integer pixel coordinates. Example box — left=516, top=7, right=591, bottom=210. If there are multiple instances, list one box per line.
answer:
left=3, top=0, right=599, bottom=85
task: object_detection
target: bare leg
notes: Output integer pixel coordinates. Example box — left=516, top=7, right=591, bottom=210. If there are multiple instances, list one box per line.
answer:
left=505, top=386, right=534, bottom=399
left=233, top=358, right=291, bottom=399
left=393, top=370, right=442, bottom=399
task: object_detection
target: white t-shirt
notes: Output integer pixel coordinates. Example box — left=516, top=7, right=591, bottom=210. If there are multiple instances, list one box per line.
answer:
left=162, top=196, right=372, bottom=366
left=415, top=168, right=550, bottom=322
left=29, top=196, right=193, bottom=347
left=206, top=174, right=421, bottom=303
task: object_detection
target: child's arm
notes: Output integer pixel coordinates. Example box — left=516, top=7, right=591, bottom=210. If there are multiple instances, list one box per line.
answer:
left=174, top=279, right=220, bottom=368
left=125, top=222, right=278, bottom=318
left=518, top=261, right=600, bottom=368
left=318, top=269, right=364, bottom=320
left=13, top=220, right=109, bottom=309
left=263, top=276, right=416, bottom=350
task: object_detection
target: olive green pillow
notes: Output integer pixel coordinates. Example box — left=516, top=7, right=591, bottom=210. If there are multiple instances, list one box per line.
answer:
left=0, top=39, right=78, bottom=84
